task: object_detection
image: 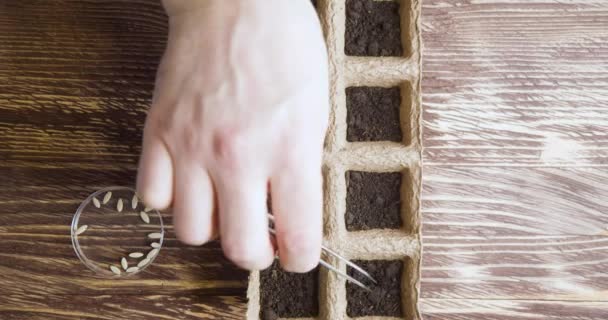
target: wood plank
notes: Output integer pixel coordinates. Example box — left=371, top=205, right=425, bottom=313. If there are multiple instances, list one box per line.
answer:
left=421, top=234, right=608, bottom=300
left=421, top=1, right=608, bottom=317
left=0, top=240, right=247, bottom=295
left=422, top=166, right=608, bottom=236
left=420, top=299, right=608, bottom=320
left=0, top=295, right=247, bottom=320
left=0, top=0, right=249, bottom=316
left=421, top=166, right=608, bottom=302
left=0, top=165, right=248, bottom=295
left=0, top=166, right=140, bottom=209
left=421, top=0, right=608, bottom=166
left=0, top=0, right=167, bottom=167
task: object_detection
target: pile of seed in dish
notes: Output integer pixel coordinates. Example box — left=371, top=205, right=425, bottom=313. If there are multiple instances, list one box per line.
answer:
left=73, top=191, right=162, bottom=276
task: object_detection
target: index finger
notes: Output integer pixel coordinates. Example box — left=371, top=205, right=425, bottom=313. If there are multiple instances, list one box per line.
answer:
left=270, top=146, right=323, bottom=273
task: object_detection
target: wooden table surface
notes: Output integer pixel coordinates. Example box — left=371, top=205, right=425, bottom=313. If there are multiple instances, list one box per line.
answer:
left=0, top=1, right=248, bottom=319
left=1, top=0, right=607, bottom=319
left=419, top=1, right=608, bottom=319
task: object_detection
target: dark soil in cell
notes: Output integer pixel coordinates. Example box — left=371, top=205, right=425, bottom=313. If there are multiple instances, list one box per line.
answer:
left=345, top=0, right=403, bottom=56
left=260, top=261, right=319, bottom=319
left=347, top=260, right=403, bottom=317
left=346, top=171, right=402, bottom=230
left=346, top=86, right=402, bottom=142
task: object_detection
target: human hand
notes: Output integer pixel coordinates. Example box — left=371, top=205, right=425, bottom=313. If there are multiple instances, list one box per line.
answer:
left=137, top=0, right=328, bottom=272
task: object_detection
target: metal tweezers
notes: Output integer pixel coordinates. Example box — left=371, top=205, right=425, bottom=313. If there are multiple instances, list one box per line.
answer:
left=267, top=214, right=376, bottom=291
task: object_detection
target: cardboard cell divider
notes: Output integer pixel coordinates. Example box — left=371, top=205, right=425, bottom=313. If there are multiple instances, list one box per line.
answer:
left=248, top=0, right=422, bottom=318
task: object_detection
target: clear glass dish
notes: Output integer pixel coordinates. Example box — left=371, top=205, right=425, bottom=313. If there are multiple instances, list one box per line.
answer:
left=71, top=186, right=164, bottom=277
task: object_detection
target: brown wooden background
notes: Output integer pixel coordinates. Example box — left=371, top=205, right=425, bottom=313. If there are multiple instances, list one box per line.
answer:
left=0, top=1, right=249, bottom=319
left=419, top=1, right=608, bottom=319
left=1, top=0, right=607, bottom=319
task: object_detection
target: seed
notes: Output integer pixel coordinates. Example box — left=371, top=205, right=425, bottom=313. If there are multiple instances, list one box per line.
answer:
left=148, top=232, right=162, bottom=239
left=103, top=191, right=112, bottom=204
left=110, top=265, right=121, bottom=275
left=129, top=252, right=144, bottom=258
left=121, top=257, right=128, bottom=270
left=126, top=267, right=139, bottom=273
left=147, top=248, right=159, bottom=259
left=137, top=258, right=150, bottom=268
left=131, top=194, right=138, bottom=209
left=75, top=225, right=88, bottom=235
left=140, top=211, right=150, bottom=224
left=144, top=206, right=152, bottom=212
left=92, top=197, right=101, bottom=208
left=150, top=242, right=160, bottom=249
left=117, top=199, right=123, bottom=212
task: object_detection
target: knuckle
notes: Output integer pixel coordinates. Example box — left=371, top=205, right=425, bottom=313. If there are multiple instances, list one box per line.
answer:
left=179, top=124, right=204, bottom=154
left=212, top=127, right=247, bottom=169
left=145, top=104, right=172, bottom=132
left=147, top=102, right=205, bottom=155
left=143, top=115, right=165, bottom=141
left=280, top=230, right=319, bottom=255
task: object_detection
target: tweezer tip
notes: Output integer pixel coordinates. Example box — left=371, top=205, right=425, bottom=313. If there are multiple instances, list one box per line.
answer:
left=356, top=283, right=373, bottom=292
left=354, top=268, right=378, bottom=285
left=357, top=278, right=376, bottom=291
left=268, top=213, right=378, bottom=290
left=355, top=282, right=373, bottom=292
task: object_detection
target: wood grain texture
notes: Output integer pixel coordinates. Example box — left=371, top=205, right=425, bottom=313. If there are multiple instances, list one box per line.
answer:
left=420, top=299, right=608, bottom=320
left=422, top=234, right=608, bottom=300
left=0, top=0, right=165, bottom=168
left=421, top=0, right=608, bottom=319
left=422, top=166, right=608, bottom=236
left=1, top=295, right=246, bottom=320
left=0, top=0, right=248, bottom=318
left=422, top=0, right=608, bottom=166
